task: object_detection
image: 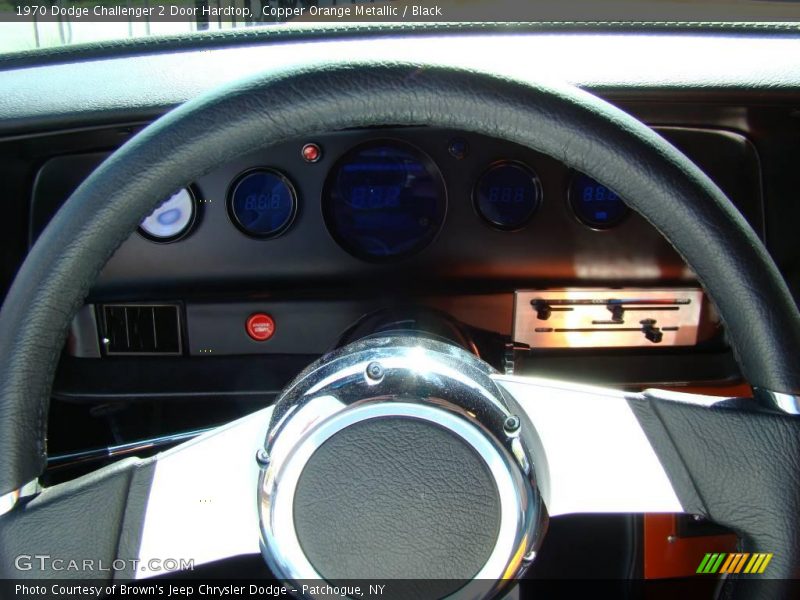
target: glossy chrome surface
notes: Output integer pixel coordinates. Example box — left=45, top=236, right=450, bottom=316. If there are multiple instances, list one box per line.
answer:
left=258, top=336, right=545, bottom=598
left=267, top=336, right=528, bottom=452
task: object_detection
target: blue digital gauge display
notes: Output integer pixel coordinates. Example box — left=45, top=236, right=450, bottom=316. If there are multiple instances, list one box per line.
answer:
left=323, top=142, right=446, bottom=261
left=569, top=172, right=630, bottom=229
left=139, top=187, right=196, bottom=242
left=474, top=162, right=541, bottom=230
left=228, top=169, right=298, bottom=238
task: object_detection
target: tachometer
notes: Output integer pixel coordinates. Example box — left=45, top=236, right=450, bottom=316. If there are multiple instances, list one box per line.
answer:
left=323, top=141, right=446, bottom=261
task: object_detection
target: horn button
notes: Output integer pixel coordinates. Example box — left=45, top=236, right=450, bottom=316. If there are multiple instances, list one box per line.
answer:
left=295, top=416, right=500, bottom=587
left=258, top=337, right=545, bottom=599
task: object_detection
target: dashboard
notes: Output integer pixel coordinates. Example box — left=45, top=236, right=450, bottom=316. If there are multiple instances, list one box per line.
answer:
left=0, top=28, right=797, bottom=438
left=23, top=123, right=762, bottom=361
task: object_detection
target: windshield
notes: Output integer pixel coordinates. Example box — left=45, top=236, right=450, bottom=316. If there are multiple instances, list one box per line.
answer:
left=1, top=0, right=799, bottom=57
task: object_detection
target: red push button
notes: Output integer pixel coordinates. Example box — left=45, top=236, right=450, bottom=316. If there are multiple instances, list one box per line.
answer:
left=246, top=313, right=275, bottom=341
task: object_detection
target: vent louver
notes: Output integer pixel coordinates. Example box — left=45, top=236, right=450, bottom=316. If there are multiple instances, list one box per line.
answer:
left=100, top=304, right=181, bottom=355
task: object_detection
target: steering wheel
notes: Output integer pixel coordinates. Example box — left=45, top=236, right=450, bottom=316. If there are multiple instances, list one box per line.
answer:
left=1, top=61, right=799, bottom=596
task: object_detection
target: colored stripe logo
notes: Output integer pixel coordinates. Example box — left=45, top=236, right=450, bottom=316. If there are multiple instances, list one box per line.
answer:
left=696, top=553, right=773, bottom=574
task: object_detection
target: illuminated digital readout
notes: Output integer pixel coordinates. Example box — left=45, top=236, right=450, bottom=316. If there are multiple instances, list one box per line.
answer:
left=474, top=162, right=541, bottom=229
left=324, top=143, right=446, bottom=260
left=228, top=169, right=297, bottom=238
left=569, top=172, right=629, bottom=229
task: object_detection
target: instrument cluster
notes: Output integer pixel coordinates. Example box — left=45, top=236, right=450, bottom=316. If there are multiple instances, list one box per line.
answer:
left=31, top=124, right=762, bottom=292
left=136, top=132, right=628, bottom=261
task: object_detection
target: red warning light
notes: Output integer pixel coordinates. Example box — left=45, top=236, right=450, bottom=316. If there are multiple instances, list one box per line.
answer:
left=301, top=143, right=322, bottom=163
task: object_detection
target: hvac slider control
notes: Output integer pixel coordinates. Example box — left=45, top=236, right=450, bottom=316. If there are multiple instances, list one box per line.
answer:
left=517, top=289, right=703, bottom=349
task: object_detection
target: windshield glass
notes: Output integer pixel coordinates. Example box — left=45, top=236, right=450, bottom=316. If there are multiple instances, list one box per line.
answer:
left=1, top=0, right=799, bottom=56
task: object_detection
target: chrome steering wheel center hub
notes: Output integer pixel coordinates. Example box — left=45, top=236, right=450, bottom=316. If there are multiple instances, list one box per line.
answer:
left=257, top=337, right=545, bottom=599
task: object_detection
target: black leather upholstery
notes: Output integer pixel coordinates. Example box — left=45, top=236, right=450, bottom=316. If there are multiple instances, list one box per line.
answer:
left=294, top=416, right=500, bottom=586
left=630, top=397, right=800, bottom=582
left=0, top=457, right=151, bottom=579
left=0, top=61, right=798, bottom=577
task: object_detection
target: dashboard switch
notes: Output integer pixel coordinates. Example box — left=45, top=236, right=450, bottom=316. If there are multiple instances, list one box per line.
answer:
left=531, top=299, right=552, bottom=321
left=641, top=320, right=663, bottom=344
left=246, top=313, right=275, bottom=342
left=607, top=304, right=625, bottom=322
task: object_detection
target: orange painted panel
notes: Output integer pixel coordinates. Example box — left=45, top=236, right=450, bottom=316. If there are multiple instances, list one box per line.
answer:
left=644, top=515, right=738, bottom=579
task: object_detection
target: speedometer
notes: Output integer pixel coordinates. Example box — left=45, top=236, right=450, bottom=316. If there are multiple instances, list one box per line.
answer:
left=323, top=141, right=446, bottom=261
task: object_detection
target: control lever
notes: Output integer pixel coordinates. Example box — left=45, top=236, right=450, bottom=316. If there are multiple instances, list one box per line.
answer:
left=607, top=303, right=625, bottom=323
left=640, top=319, right=663, bottom=343
left=531, top=299, right=551, bottom=321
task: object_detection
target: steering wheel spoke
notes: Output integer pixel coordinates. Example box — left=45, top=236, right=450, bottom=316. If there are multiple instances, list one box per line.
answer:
left=134, top=407, right=274, bottom=578
left=0, top=408, right=273, bottom=580
left=493, top=375, right=694, bottom=517
left=497, top=373, right=800, bottom=579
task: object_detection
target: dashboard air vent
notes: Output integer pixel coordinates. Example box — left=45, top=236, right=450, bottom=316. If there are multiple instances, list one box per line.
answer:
left=100, top=304, right=182, bottom=355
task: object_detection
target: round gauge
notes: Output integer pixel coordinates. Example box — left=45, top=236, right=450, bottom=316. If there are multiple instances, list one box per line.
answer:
left=569, top=172, right=630, bottom=229
left=323, top=141, right=446, bottom=261
left=228, top=169, right=298, bottom=238
left=473, top=161, right=542, bottom=230
left=139, top=187, right=196, bottom=242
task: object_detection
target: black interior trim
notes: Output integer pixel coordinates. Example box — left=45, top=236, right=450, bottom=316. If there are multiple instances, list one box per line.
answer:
left=0, top=457, right=150, bottom=579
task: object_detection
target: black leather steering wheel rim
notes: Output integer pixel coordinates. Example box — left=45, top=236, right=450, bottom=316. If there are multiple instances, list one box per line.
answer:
left=1, top=60, right=799, bottom=580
